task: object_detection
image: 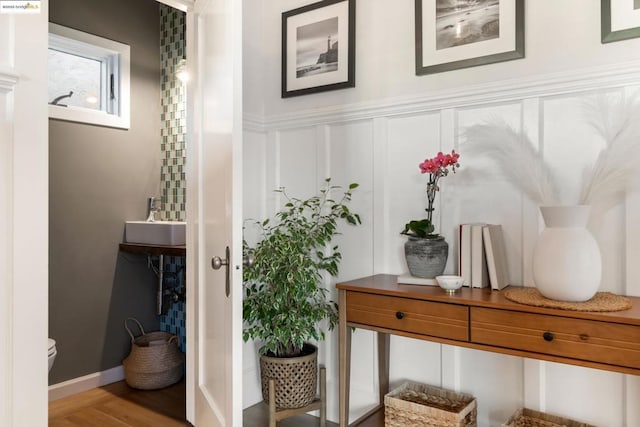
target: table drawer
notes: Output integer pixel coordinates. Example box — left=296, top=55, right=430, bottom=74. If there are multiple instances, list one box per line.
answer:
left=471, top=307, right=640, bottom=369
left=346, top=291, right=469, bottom=341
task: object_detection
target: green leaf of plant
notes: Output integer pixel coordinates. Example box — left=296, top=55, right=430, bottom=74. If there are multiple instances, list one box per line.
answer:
left=241, top=178, right=360, bottom=357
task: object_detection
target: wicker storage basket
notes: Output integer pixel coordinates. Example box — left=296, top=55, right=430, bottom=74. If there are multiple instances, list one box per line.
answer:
left=122, top=318, right=184, bottom=390
left=385, top=381, right=477, bottom=427
left=502, top=408, right=598, bottom=427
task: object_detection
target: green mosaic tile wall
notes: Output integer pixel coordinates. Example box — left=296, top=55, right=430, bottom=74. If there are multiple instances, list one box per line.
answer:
left=160, top=4, right=186, bottom=352
left=160, top=4, right=186, bottom=221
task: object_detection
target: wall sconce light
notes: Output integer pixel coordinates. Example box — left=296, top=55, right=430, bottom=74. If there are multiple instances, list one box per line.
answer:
left=175, top=58, right=189, bottom=82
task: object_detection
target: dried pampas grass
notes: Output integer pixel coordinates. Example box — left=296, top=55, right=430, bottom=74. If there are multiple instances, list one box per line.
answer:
left=461, top=94, right=640, bottom=207
left=579, top=94, right=640, bottom=204
left=462, top=119, right=560, bottom=206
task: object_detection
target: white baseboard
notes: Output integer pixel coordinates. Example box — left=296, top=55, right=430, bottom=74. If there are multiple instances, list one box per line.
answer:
left=242, top=366, right=262, bottom=409
left=48, top=365, right=125, bottom=401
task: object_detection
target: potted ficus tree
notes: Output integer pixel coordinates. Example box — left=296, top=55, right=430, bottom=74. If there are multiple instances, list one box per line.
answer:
left=242, top=178, right=361, bottom=409
left=402, top=150, right=460, bottom=278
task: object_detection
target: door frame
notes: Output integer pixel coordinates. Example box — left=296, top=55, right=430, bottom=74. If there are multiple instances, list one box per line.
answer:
left=0, top=3, right=50, bottom=426
left=153, top=1, right=199, bottom=422
left=184, top=0, right=244, bottom=424
left=156, top=0, right=244, bottom=424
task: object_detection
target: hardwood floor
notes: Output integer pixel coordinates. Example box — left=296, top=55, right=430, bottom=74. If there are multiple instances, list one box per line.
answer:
left=242, top=403, right=385, bottom=427
left=50, top=380, right=382, bottom=426
left=242, top=402, right=337, bottom=427
left=49, top=380, right=186, bottom=427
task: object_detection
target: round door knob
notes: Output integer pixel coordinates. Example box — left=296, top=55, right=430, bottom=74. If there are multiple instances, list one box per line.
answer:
left=395, top=311, right=405, bottom=320
left=211, top=256, right=228, bottom=270
left=243, top=254, right=255, bottom=268
left=543, top=331, right=554, bottom=342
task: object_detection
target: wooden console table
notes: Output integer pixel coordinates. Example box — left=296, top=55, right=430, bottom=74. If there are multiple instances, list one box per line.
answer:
left=337, top=274, right=640, bottom=427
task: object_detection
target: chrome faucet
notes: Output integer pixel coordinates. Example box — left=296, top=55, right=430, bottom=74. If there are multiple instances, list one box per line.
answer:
left=146, top=197, right=160, bottom=222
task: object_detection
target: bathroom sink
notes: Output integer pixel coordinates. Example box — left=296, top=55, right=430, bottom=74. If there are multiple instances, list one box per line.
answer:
left=125, top=221, right=186, bottom=246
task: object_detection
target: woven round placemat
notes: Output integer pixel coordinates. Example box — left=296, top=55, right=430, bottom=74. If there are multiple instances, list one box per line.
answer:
left=503, top=287, right=632, bottom=312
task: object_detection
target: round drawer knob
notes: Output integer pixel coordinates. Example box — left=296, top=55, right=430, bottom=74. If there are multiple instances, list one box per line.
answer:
left=395, top=311, right=405, bottom=320
left=543, top=331, right=554, bottom=342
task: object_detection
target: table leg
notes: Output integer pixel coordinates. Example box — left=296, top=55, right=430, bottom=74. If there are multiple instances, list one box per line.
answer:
left=377, top=332, right=390, bottom=405
left=320, top=367, right=326, bottom=427
left=339, top=289, right=351, bottom=427
left=268, top=379, right=276, bottom=427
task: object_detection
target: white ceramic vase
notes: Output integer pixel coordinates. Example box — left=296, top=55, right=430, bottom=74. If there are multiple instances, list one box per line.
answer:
left=532, top=205, right=602, bottom=302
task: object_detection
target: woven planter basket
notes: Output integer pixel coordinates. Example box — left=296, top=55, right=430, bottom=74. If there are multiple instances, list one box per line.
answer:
left=385, top=381, right=477, bottom=427
left=122, top=318, right=184, bottom=390
left=259, top=343, right=317, bottom=409
left=503, top=408, right=598, bottom=427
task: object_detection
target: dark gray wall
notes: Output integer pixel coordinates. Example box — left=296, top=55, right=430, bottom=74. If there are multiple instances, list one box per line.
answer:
left=49, top=0, right=162, bottom=384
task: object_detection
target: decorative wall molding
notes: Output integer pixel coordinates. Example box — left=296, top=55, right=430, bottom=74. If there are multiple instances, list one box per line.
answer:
left=0, top=70, right=19, bottom=91
left=0, top=87, right=14, bottom=427
left=243, top=81, right=640, bottom=424
left=243, top=60, right=640, bottom=132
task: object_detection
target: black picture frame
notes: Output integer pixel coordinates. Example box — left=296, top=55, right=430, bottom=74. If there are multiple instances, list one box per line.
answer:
left=415, top=0, right=525, bottom=76
left=601, top=0, right=640, bottom=43
left=282, top=0, right=355, bottom=98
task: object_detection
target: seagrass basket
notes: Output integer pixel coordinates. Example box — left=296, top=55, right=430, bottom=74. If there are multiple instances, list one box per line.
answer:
left=503, top=408, right=598, bottom=427
left=385, top=381, right=477, bottom=427
left=122, top=318, right=184, bottom=390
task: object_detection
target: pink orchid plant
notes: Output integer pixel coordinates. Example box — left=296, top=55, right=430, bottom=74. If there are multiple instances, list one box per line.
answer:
left=402, top=150, right=460, bottom=238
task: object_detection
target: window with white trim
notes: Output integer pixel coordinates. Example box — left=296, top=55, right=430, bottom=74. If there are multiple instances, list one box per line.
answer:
left=48, top=23, right=130, bottom=129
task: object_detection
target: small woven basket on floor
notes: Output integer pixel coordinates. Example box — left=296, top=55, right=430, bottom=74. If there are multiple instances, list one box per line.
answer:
left=502, top=408, right=598, bottom=427
left=122, top=318, right=184, bottom=390
left=384, top=381, right=477, bottom=427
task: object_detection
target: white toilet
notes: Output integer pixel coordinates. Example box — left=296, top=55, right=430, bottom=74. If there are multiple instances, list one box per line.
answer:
left=48, top=338, right=57, bottom=372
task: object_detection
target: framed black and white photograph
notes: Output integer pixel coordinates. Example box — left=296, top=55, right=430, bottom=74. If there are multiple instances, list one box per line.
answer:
left=282, top=0, right=355, bottom=98
left=415, top=0, right=524, bottom=75
left=601, top=0, right=640, bottom=43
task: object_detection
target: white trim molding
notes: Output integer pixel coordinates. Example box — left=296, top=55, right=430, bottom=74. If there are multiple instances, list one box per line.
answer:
left=0, top=71, right=19, bottom=91
left=48, top=24, right=131, bottom=129
left=0, top=76, right=15, bottom=427
left=243, top=60, right=640, bottom=132
left=48, top=365, right=126, bottom=402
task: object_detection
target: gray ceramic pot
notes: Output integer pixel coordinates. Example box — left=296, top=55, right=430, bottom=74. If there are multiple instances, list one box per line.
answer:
left=404, top=235, right=448, bottom=278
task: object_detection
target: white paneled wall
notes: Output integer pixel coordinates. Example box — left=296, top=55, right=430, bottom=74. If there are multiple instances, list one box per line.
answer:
left=243, top=61, right=640, bottom=426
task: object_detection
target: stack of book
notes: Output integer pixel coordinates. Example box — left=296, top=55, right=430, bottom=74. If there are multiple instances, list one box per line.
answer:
left=459, top=223, right=509, bottom=290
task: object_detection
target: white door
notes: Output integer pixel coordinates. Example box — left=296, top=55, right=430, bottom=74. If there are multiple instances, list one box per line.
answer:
left=186, top=0, right=243, bottom=426
left=0, top=5, right=49, bottom=427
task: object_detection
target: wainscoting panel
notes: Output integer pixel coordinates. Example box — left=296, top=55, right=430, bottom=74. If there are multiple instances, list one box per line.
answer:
left=242, top=129, right=267, bottom=408
left=328, top=120, right=375, bottom=283
left=344, top=329, right=377, bottom=419
left=385, top=113, right=442, bottom=276
left=540, top=91, right=627, bottom=296
left=545, top=363, right=624, bottom=426
left=242, top=65, right=640, bottom=426
left=455, top=102, right=526, bottom=286
left=243, top=130, right=267, bottom=228
left=277, top=126, right=320, bottom=202
left=388, top=335, right=441, bottom=390
left=0, top=78, right=15, bottom=425
left=455, top=348, right=524, bottom=426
